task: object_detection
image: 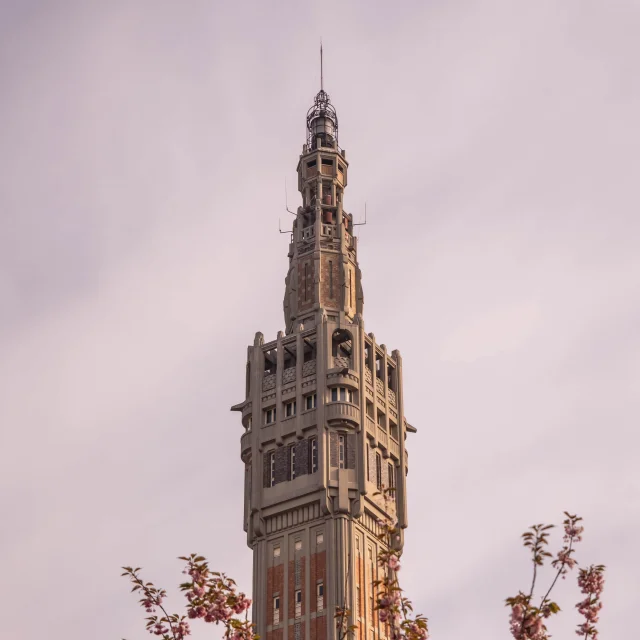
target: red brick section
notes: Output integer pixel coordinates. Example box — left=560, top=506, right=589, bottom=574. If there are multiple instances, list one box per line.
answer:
left=310, top=612, right=326, bottom=640
left=267, top=629, right=283, bottom=640
left=297, top=260, right=315, bottom=313
left=289, top=623, right=306, bottom=640
left=288, top=557, right=306, bottom=619
left=319, top=254, right=339, bottom=310
left=309, top=551, right=326, bottom=614
left=267, top=564, right=284, bottom=626
left=310, top=551, right=327, bottom=640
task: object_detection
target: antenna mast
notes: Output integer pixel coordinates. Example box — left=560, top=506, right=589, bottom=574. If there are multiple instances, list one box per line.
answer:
left=320, top=40, right=324, bottom=91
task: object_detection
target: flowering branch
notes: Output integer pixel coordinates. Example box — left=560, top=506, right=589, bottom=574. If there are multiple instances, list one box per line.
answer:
left=122, top=555, right=256, bottom=640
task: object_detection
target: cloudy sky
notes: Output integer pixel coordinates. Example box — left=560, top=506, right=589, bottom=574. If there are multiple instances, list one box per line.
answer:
left=1, top=1, right=639, bottom=638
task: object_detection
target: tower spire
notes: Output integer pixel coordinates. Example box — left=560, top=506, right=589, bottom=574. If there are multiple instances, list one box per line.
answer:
left=320, top=40, right=324, bottom=91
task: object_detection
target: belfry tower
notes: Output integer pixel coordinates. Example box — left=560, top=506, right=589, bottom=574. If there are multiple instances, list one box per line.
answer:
left=231, top=78, right=416, bottom=640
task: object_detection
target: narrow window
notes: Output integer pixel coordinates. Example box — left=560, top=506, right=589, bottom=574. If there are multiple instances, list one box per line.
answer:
left=347, top=388, right=353, bottom=403
left=294, top=589, right=302, bottom=618
left=273, top=595, right=280, bottom=625
left=339, top=434, right=345, bottom=470
left=350, top=269, right=355, bottom=307
left=304, top=263, right=309, bottom=301
left=273, top=546, right=281, bottom=558
left=285, top=400, right=296, bottom=418
left=295, top=539, right=302, bottom=551
left=316, top=531, right=324, bottom=545
left=310, top=437, right=318, bottom=473
left=329, top=260, right=334, bottom=298
left=366, top=443, right=370, bottom=481
left=356, top=585, right=361, bottom=619
left=340, top=387, right=346, bottom=401
left=388, top=463, right=395, bottom=490
left=270, top=452, right=276, bottom=487
left=305, top=394, right=317, bottom=410
left=290, top=445, right=296, bottom=480
left=265, top=408, right=276, bottom=425
left=331, top=388, right=338, bottom=402
left=376, top=452, right=382, bottom=490
left=316, top=582, right=324, bottom=612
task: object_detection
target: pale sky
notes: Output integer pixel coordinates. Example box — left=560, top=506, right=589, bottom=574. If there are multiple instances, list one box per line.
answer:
left=1, top=1, right=639, bottom=639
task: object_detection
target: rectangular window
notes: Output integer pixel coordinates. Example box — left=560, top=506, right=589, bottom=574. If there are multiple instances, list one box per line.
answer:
left=329, top=261, right=333, bottom=298
left=304, top=263, right=309, bottom=301
left=269, top=452, right=276, bottom=487
left=376, top=452, right=382, bottom=490
left=310, top=437, right=318, bottom=473
left=294, top=589, right=302, bottom=618
left=388, top=463, right=395, bottom=490
left=295, top=539, right=302, bottom=551
left=273, top=546, right=281, bottom=558
left=316, top=582, right=324, bottom=612
left=273, top=595, right=280, bottom=625
left=265, top=408, right=276, bottom=425
left=285, top=400, right=296, bottom=418
left=316, top=531, right=324, bottom=545
left=290, top=445, right=296, bottom=480
left=356, top=585, right=361, bottom=619
left=339, top=434, right=345, bottom=469
left=305, top=394, right=317, bottom=410
left=331, top=387, right=354, bottom=403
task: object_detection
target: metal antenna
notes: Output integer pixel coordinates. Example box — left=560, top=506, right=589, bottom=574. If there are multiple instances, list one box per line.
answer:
left=353, top=202, right=368, bottom=226
left=320, top=40, right=324, bottom=91
left=279, top=218, right=293, bottom=235
left=285, top=178, right=296, bottom=215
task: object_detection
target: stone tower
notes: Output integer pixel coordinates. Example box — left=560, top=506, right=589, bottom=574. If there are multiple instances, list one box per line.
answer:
left=231, top=83, right=416, bottom=640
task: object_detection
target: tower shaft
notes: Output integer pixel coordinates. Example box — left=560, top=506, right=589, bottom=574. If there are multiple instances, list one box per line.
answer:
left=232, top=85, right=415, bottom=640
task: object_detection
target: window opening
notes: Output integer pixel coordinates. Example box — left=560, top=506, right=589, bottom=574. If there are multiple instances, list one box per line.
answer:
left=269, top=452, right=276, bottom=487
left=264, top=349, right=278, bottom=376
left=376, top=452, right=382, bottom=490
left=273, top=596, right=280, bottom=625
left=285, top=400, right=296, bottom=418
left=310, top=437, right=318, bottom=473
left=329, top=260, right=334, bottom=298
left=388, top=463, right=395, bottom=491
left=339, top=434, right=345, bottom=469
left=316, top=582, right=324, bottom=612
left=290, top=445, right=296, bottom=480
left=305, top=393, right=317, bottom=410
left=265, top=408, right=276, bottom=425
left=294, top=589, right=302, bottom=618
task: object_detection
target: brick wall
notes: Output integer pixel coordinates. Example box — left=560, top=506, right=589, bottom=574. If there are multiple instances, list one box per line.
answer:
left=309, top=550, right=326, bottom=614
left=267, top=564, right=284, bottom=626
left=320, top=254, right=339, bottom=310
left=288, top=557, right=306, bottom=620
left=297, top=259, right=315, bottom=313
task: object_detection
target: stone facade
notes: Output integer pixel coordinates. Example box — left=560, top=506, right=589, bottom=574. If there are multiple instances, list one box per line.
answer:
left=232, top=86, right=417, bottom=640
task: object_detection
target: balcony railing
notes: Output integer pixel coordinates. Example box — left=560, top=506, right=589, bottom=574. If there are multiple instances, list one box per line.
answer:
left=366, top=416, right=376, bottom=436
left=388, top=388, right=397, bottom=407
left=325, top=401, right=360, bottom=426
left=302, top=359, right=316, bottom=377
left=333, top=355, right=351, bottom=370
left=262, top=373, right=276, bottom=391
left=375, top=377, right=384, bottom=396
left=377, top=426, right=388, bottom=449
left=364, top=366, right=373, bottom=385
left=283, top=367, right=296, bottom=384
